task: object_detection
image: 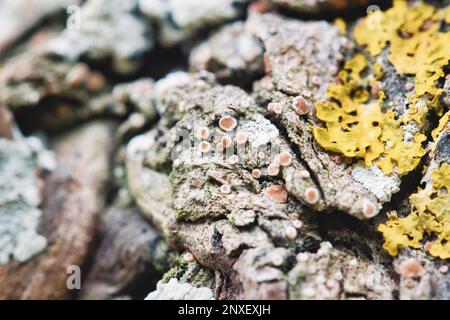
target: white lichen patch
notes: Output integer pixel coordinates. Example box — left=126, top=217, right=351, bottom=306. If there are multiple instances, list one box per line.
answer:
left=228, top=209, right=256, bottom=227
left=145, top=278, right=214, bottom=300
left=240, top=116, right=279, bottom=149
left=0, top=138, right=49, bottom=264
left=351, top=165, right=400, bottom=202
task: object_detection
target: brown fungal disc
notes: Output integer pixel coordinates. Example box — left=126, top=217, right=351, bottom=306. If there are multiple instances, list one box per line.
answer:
left=273, top=103, right=284, bottom=115
left=424, top=241, right=434, bottom=252
left=251, top=169, right=262, bottom=179
left=278, top=152, right=292, bottom=167
left=371, top=81, right=382, bottom=96
left=362, top=199, right=377, bottom=218
left=399, top=259, right=425, bottom=278
left=221, top=135, right=232, bottom=148
left=294, top=96, right=311, bottom=115
left=304, top=187, right=320, bottom=204
left=198, top=141, right=211, bottom=153
left=197, top=127, right=210, bottom=140
left=265, top=185, right=288, bottom=204
left=219, top=115, right=237, bottom=131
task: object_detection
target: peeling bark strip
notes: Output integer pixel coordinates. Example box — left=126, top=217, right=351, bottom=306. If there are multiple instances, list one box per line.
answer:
left=0, top=122, right=114, bottom=299
left=80, top=206, right=170, bottom=300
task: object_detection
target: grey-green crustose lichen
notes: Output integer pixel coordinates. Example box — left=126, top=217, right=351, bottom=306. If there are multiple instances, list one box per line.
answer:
left=0, top=137, right=53, bottom=264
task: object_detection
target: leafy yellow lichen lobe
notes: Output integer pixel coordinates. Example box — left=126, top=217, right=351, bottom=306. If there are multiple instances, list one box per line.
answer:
left=334, top=17, right=347, bottom=35
left=432, top=111, right=450, bottom=141
left=354, top=0, right=450, bottom=111
left=313, top=0, right=447, bottom=176
left=313, top=53, right=426, bottom=175
left=373, top=61, right=384, bottom=80
left=378, top=163, right=450, bottom=259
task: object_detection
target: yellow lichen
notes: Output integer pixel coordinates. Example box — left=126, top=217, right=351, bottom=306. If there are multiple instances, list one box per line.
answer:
left=313, top=1, right=447, bottom=176
left=374, top=61, right=384, bottom=80
left=313, top=54, right=426, bottom=175
left=354, top=0, right=450, bottom=112
left=378, top=163, right=450, bottom=259
left=432, top=111, right=450, bottom=140
left=334, top=17, right=347, bottom=35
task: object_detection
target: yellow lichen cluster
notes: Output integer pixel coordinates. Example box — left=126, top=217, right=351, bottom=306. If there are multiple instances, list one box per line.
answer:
left=313, top=54, right=426, bottom=175
left=354, top=0, right=450, bottom=112
left=432, top=111, right=450, bottom=141
left=378, top=163, right=450, bottom=259
left=313, top=0, right=449, bottom=176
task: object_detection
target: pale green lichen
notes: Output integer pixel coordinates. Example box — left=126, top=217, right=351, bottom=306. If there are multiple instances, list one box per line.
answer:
left=0, top=138, right=50, bottom=264
left=145, top=278, right=214, bottom=300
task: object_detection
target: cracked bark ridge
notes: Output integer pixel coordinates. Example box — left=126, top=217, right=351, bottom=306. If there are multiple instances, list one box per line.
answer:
left=80, top=205, right=170, bottom=299
left=0, top=121, right=114, bottom=299
left=126, top=71, right=395, bottom=299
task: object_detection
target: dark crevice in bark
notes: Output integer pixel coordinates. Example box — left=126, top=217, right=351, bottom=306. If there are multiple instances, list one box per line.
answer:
left=273, top=1, right=392, bottom=24
left=268, top=114, right=325, bottom=199
left=316, top=211, right=377, bottom=261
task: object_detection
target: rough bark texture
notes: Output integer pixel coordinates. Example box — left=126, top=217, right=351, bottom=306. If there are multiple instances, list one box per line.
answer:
left=0, top=0, right=449, bottom=300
